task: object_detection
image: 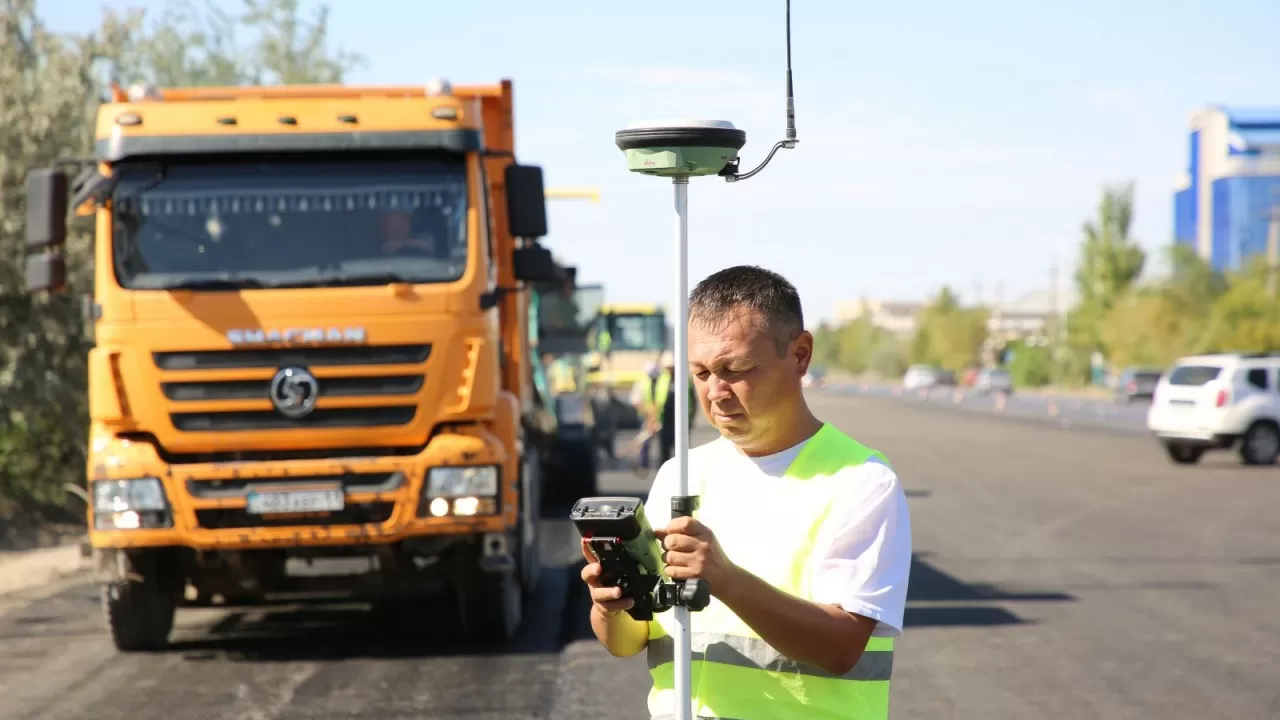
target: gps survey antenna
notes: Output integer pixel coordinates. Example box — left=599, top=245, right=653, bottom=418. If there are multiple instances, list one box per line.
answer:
left=612, top=3, right=799, bottom=719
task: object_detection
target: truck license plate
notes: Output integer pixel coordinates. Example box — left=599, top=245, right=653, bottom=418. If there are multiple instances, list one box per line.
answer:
left=246, top=487, right=345, bottom=515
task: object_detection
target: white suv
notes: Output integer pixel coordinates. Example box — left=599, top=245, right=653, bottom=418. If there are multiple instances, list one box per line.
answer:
left=1146, top=353, right=1280, bottom=466
left=902, top=365, right=939, bottom=391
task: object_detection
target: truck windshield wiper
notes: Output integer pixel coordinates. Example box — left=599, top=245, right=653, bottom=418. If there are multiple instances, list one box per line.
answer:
left=289, top=272, right=413, bottom=288
left=159, top=278, right=272, bottom=291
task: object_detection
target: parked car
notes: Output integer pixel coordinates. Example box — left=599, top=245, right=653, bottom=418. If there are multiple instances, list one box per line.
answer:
left=902, top=365, right=940, bottom=391
left=973, top=368, right=1013, bottom=394
left=802, top=365, right=828, bottom=389
left=1146, top=352, right=1280, bottom=466
left=1113, top=366, right=1163, bottom=403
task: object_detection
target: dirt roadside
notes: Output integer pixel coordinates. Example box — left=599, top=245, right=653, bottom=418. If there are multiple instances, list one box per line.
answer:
left=0, top=519, right=89, bottom=600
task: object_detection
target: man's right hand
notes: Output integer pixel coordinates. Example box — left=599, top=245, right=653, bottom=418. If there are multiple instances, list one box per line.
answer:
left=580, top=540, right=635, bottom=616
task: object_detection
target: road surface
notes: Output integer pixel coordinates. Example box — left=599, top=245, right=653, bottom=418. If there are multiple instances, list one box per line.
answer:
left=829, top=379, right=1151, bottom=434
left=1, top=391, right=1277, bottom=719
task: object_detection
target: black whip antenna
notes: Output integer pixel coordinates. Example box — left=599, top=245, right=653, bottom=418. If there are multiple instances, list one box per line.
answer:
left=722, top=0, right=798, bottom=182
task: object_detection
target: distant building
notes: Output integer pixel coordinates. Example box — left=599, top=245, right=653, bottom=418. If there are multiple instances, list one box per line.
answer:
left=834, top=299, right=923, bottom=335
left=835, top=286, right=1078, bottom=339
left=1173, top=106, right=1280, bottom=273
left=987, top=287, right=1074, bottom=342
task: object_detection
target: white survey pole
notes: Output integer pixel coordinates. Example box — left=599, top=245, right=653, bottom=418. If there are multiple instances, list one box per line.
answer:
left=615, top=118, right=751, bottom=720
left=671, top=176, right=692, bottom=720
left=612, top=10, right=796, bottom=720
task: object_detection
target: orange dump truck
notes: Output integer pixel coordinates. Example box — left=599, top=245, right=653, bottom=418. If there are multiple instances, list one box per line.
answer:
left=22, top=78, right=564, bottom=650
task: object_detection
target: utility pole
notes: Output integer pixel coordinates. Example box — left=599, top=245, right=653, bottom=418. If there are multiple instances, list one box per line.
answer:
left=1048, top=250, right=1059, bottom=384
left=989, top=282, right=1004, bottom=368
left=1267, top=203, right=1279, bottom=300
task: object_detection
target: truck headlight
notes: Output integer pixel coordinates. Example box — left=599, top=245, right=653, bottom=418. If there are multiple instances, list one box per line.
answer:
left=426, top=466, right=498, bottom=497
left=418, top=466, right=500, bottom=517
left=91, top=478, right=172, bottom=530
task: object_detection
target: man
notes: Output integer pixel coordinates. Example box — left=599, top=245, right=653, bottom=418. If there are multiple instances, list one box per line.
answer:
left=377, top=209, right=437, bottom=255
left=580, top=265, right=912, bottom=719
left=542, top=351, right=576, bottom=395
left=635, top=350, right=696, bottom=465
left=655, top=350, right=697, bottom=464
left=629, top=358, right=663, bottom=471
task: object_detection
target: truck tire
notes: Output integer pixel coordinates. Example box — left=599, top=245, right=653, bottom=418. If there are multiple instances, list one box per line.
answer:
left=1239, top=421, right=1280, bottom=466
left=459, top=563, right=524, bottom=645
left=556, top=439, right=599, bottom=501
left=519, top=453, right=542, bottom=599
left=101, top=551, right=182, bottom=652
left=1164, top=442, right=1204, bottom=465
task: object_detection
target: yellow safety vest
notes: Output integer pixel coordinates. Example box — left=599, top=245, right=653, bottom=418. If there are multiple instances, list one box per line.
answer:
left=645, top=422, right=895, bottom=719
left=641, top=370, right=695, bottom=420
left=547, top=359, right=577, bottom=394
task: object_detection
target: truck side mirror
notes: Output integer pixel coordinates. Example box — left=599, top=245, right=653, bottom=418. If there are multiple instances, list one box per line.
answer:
left=26, top=252, right=67, bottom=293
left=26, top=168, right=69, bottom=250
left=513, top=243, right=563, bottom=283
left=505, top=164, right=548, bottom=239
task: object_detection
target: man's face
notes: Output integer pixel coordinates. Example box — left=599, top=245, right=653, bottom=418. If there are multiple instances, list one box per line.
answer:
left=688, top=306, right=812, bottom=451
left=380, top=211, right=411, bottom=242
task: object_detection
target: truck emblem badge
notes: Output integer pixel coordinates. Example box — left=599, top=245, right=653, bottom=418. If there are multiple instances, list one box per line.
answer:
left=227, top=327, right=367, bottom=345
left=269, top=367, right=319, bottom=419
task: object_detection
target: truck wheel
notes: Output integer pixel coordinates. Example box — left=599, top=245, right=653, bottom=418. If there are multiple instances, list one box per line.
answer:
left=1239, top=421, right=1280, bottom=466
left=519, top=453, right=542, bottom=599
left=459, top=564, right=523, bottom=644
left=1164, top=442, right=1204, bottom=465
left=570, top=441, right=599, bottom=498
left=101, top=551, right=182, bottom=652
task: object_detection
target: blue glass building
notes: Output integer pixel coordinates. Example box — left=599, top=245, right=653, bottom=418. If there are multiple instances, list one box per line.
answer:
left=1173, top=107, right=1280, bottom=273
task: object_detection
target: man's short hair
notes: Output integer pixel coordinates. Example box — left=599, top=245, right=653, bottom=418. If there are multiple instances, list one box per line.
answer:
left=688, top=265, right=804, bottom=354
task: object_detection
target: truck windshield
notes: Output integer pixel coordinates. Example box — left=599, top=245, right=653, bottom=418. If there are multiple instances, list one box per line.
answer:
left=111, top=156, right=469, bottom=290
left=607, top=313, right=666, bottom=351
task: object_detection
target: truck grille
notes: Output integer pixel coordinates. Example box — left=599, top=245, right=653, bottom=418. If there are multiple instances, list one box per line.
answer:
left=194, top=503, right=396, bottom=530
left=185, top=471, right=405, bottom=499
left=162, top=375, right=423, bottom=402
left=153, top=345, right=431, bottom=370
left=156, top=344, right=430, bottom=433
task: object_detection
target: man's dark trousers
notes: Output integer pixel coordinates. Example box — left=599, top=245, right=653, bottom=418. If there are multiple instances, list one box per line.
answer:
left=659, top=386, right=676, bottom=463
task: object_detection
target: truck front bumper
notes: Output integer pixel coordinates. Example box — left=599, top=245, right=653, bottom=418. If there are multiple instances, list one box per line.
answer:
left=86, top=427, right=520, bottom=552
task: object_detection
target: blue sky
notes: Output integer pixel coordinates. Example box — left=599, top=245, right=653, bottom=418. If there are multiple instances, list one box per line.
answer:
left=45, top=0, right=1280, bottom=323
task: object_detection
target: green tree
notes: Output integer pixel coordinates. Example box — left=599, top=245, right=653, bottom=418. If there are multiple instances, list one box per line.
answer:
left=812, top=314, right=906, bottom=378
left=1098, top=289, right=1186, bottom=368
left=1202, top=256, right=1280, bottom=352
left=1075, top=182, right=1146, bottom=310
left=1064, top=183, right=1147, bottom=381
left=910, top=286, right=988, bottom=371
left=1006, top=339, right=1052, bottom=387
left=0, top=0, right=362, bottom=518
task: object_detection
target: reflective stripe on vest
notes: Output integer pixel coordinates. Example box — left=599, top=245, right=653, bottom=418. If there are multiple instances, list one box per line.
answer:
left=647, top=632, right=894, bottom=681
left=645, top=422, right=896, bottom=720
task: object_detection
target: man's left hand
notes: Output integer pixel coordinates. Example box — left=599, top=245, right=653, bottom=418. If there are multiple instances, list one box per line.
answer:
left=656, top=517, right=737, bottom=596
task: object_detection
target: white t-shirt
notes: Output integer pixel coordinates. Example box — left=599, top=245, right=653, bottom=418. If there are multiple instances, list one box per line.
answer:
left=643, top=430, right=912, bottom=637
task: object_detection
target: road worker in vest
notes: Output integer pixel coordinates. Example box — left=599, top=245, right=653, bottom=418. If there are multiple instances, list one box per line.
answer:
left=640, top=350, right=697, bottom=465
left=580, top=265, right=913, bottom=720
left=630, top=359, right=663, bottom=470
